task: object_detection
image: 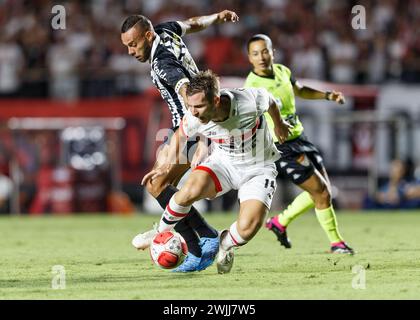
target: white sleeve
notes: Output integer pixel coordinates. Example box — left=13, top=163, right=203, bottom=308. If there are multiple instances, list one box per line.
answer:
left=175, top=78, right=190, bottom=95
left=249, top=88, right=280, bottom=115
left=180, top=111, right=200, bottom=138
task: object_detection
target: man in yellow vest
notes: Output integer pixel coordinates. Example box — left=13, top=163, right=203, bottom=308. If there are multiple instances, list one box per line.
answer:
left=244, top=34, right=354, bottom=254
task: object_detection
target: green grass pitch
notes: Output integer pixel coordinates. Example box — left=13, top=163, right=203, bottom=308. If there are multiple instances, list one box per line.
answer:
left=1, top=211, right=419, bottom=299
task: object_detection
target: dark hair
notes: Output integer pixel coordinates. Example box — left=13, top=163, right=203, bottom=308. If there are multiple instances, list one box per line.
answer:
left=121, top=15, right=152, bottom=33
left=186, top=70, right=220, bottom=102
left=247, top=34, right=273, bottom=52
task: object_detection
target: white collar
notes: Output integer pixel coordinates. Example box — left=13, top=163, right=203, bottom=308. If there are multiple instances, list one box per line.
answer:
left=149, top=33, right=160, bottom=63
left=220, top=89, right=236, bottom=118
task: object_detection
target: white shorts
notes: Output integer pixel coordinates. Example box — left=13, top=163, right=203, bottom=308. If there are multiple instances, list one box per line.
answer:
left=193, top=153, right=278, bottom=209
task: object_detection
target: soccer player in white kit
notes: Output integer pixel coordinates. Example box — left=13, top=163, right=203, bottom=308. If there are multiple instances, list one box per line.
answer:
left=142, top=70, right=291, bottom=273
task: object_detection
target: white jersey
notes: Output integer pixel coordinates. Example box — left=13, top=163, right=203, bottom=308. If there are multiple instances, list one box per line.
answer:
left=181, top=87, right=281, bottom=167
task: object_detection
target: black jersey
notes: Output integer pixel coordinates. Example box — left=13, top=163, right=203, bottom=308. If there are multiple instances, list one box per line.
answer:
left=149, top=21, right=199, bottom=129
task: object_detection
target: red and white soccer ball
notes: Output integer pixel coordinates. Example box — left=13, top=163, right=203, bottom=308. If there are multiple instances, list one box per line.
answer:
left=149, top=231, right=188, bottom=269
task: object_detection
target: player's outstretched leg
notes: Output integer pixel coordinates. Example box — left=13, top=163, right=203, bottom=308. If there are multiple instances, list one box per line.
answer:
left=135, top=156, right=218, bottom=260
left=132, top=223, right=158, bottom=250
left=156, top=185, right=206, bottom=258
left=154, top=194, right=199, bottom=272
left=217, top=227, right=241, bottom=274
left=316, top=206, right=354, bottom=254
left=265, top=190, right=315, bottom=248
left=217, top=200, right=267, bottom=274
left=157, top=184, right=219, bottom=262
left=131, top=183, right=203, bottom=256
left=265, top=215, right=291, bottom=248
left=300, top=170, right=354, bottom=254
left=162, top=169, right=218, bottom=272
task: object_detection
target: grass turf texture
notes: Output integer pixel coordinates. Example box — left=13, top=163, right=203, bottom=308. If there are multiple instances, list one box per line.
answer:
left=1, top=211, right=419, bottom=299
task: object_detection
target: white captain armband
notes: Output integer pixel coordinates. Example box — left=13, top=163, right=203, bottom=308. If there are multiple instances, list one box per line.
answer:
left=175, top=78, right=190, bottom=95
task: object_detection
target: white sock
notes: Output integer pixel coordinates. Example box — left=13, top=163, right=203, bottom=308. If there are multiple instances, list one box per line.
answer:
left=220, top=222, right=248, bottom=251
left=158, top=195, right=191, bottom=232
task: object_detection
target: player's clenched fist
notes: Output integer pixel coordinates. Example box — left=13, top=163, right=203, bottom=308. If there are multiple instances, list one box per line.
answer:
left=274, top=121, right=293, bottom=144
left=326, top=90, right=345, bottom=105
left=217, top=10, right=239, bottom=23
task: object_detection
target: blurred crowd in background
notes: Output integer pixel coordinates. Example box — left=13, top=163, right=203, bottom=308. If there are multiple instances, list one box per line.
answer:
left=0, top=0, right=419, bottom=100
left=363, top=159, right=420, bottom=210
left=1, top=0, right=420, bottom=214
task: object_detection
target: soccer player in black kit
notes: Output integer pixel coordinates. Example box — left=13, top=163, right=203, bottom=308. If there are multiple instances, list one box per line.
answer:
left=121, top=10, right=239, bottom=272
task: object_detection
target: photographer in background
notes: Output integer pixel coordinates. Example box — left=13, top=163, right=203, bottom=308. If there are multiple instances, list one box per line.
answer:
left=364, top=159, right=420, bottom=209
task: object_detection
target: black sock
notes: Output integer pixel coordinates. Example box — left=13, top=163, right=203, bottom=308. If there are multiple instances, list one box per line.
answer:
left=155, top=185, right=202, bottom=257
left=186, top=206, right=218, bottom=238
left=155, top=185, right=178, bottom=209
left=173, top=220, right=202, bottom=257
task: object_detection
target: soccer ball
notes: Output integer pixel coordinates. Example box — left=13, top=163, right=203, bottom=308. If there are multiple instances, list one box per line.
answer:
left=149, top=231, right=188, bottom=269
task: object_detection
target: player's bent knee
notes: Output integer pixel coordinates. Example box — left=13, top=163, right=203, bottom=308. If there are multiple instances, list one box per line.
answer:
left=313, top=184, right=331, bottom=207
left=320, top=187, right=331, bottom=202
left=177, top=184, right=205, bottom=206
left=237, top=217, right=263, bottom=240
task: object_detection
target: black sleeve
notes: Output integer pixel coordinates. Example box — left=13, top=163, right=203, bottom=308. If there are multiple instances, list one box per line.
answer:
left=154, top=21, right=183, bottom=37
left=155, top=58, right=189, bottom=89
left=290, top=75, right=297, bottom=85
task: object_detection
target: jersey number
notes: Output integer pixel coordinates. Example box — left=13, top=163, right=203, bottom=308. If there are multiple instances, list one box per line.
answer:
left=264, top=179, right=275, bottom=189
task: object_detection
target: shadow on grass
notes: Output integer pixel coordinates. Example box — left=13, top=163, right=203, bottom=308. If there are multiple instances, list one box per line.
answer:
left=0, top=269, right=218, bottom=290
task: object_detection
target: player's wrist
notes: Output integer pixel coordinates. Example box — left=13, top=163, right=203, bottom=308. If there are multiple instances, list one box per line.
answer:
left=325, top=91, right=332, bottom=101
left=214, top=12, right=222, bottom=23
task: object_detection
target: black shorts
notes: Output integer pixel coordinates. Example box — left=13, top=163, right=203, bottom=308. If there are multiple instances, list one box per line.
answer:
left=275, top=134, right=325, bottom=185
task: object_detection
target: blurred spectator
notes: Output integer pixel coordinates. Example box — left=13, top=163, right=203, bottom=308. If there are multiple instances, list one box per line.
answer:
left=367, top=35, right=387, bottom=83
left=0, top=0, right=418, bottom=96
left=107, top=36, right=150, bottom=94
left=363, top=159, right=420, bottom=209
left=405, top=183, right=420, bottom=205
left=0, top=150, right=12, bottom=214
left=0, top=173, right=12, bottom=214
left=47, top=33, right=81, bottom=100
left=405, top=163, right=420, bottom=205
left=0, top=34, right=24, bottom=97
left=291, top=38, right=325, bottom=80
left=328, top=29, right=358, bottom=83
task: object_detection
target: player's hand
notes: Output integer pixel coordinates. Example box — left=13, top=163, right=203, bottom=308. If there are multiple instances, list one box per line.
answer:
left=326, top=91, right=345, bottom=105
left=191, top=140, right=209, bottom=169
left=217, top=10, right=239, bottom=23
left=141, top=165, right=170, bottom=185
left=275, top=120, right=293, bottom=144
